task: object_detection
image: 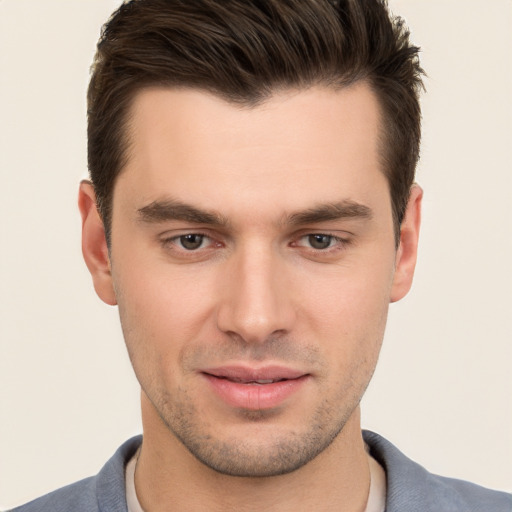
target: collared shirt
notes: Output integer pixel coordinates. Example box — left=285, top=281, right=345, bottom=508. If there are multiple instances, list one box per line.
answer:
left=10, top=432, right=512, bottom=512
left=125, top=448, right=386, bottom=512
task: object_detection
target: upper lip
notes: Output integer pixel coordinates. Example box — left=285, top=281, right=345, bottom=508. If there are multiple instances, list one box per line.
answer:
left=201, top=365, right=307, bottom=383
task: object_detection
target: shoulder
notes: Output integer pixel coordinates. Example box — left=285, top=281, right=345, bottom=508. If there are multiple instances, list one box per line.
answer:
left=425, top=474, right=512, bottom=512
left=7, top=476, right=98, bottom=512
left=8, top=436, right=142, bottom=512
left=363, top=430, right=512, bottom=512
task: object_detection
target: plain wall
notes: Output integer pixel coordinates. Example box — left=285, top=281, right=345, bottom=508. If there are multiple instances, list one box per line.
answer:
left=1, top=0, right=511, bottom=508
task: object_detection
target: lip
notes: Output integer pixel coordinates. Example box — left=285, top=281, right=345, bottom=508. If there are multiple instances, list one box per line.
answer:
left=200, top=365, right=309, bottom=411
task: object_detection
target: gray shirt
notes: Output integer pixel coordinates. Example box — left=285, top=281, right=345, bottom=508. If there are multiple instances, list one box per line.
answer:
left=9, top=431, right=512, bottom=512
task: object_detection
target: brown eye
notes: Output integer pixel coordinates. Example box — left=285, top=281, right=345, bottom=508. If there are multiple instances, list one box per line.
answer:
left=179, top=234, right=205, bottom=250
left=308, top=234, right=333, bottom=249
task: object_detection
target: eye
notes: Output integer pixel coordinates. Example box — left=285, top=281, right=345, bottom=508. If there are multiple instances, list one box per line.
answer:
left=177, top=234, right=208, bottom=250
left=306, top=234, right=335, bottom=250
left=159, top=231, right=224, bottom=261
left=290, top=232, right=351, bottom=255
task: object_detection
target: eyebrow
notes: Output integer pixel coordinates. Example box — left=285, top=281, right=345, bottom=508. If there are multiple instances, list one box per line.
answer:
left=285, top=201, right=373, bottom=226
left=137, top=199, right=229, bottom=227
left=137, top=198, right=373, bottom=227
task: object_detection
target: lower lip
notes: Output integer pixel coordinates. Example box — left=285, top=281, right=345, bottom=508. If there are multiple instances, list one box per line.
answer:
left=202, top=374, right=309, bottom=410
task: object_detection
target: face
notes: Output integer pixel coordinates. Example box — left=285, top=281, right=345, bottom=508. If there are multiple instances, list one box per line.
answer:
left=80, top=83, right=421, bottom=477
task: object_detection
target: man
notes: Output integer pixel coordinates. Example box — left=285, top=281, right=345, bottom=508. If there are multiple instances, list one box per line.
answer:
left=9, top=0, right=511, bottom=511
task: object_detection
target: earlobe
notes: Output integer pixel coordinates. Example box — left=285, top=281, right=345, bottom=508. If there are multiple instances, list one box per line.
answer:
left=390, top=185, right=423, bottom=303
left=78, top=180, right=117, bottom=306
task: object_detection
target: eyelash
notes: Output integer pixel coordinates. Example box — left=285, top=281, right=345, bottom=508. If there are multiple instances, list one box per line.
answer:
left=293, top=233, right=350, bottom=252
left=160, top=231, right=351, bottom=256
left=161, top=232, right=219, bottom=252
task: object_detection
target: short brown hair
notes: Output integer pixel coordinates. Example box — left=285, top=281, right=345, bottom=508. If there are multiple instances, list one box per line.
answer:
left=88, top=0, right=424, bottom=243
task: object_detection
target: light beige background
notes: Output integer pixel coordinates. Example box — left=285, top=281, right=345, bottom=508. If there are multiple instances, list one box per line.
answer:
left=1, top=0, right=511, bottom=508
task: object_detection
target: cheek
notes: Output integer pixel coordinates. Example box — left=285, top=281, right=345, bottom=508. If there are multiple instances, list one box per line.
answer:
left=111, top=256, right=221, bottom=381
left=114, top=253, right=214, bottom=331
left=300, top=256, right=394, bottom=329
left=296, top=258, right=393, bottom=373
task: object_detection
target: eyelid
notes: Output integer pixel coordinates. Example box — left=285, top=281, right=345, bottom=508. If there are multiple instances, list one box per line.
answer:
left=157, top=228, right=353, bottom=258
left=159, top=227, right=216, bottom=240
left=292, top=228, right=352, bottom=240
left=290, top=231, right=353, bottom=252
left=159, top=230, right=218, bottom=251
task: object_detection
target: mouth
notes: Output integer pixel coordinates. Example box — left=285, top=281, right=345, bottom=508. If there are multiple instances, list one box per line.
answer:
left=200, top=365, right=310, bottom=410
left=215, top=377, right=288, bottom=384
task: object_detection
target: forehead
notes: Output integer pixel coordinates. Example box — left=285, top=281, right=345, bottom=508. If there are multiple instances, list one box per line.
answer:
left=115, top=83, right=389, bottom=222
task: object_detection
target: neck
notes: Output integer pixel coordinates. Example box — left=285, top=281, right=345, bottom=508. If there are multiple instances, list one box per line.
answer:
left=135, top=393, right=371, bottom=512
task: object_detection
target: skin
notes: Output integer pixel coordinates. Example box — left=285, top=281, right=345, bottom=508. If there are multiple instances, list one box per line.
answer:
left=79, top=82, right=422, bottom=511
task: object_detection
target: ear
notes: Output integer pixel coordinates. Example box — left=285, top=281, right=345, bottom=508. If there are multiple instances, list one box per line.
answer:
left=78, top=181, right=117, bottom=305
left=390, top=185, right=423, bottom=303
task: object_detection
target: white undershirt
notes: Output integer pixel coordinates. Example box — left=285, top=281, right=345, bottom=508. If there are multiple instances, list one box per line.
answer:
left=125, top=451, right=144, bottom=512
left=367, top=453, right=387, bottom=512
left=125, top=449, right=386, bottom=512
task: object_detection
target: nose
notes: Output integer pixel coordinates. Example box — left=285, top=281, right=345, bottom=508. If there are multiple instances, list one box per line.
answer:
left=216, top=243, right=296, bottom=344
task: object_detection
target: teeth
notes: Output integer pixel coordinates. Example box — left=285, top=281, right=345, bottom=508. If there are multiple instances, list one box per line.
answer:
left=228, top=378, right=277, bottom=384
left=223, top=377, right=286, bottom=384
